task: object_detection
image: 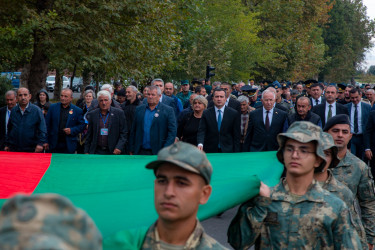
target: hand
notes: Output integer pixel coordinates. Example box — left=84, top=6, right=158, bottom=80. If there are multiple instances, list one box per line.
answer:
left=35, top=145, right=44, bottom=153
left=174, top=137, right=179, bottom=143
left=197, top=145, right=203, bottom=151
left=113, top=149, right=121, bottom=155
left=43, top=143, right=49, bottom=151
left=4, top=146, right=9, bottom=152
left=129, top=152, right=133, bottom=155
left=63, top=128, right=71, bottom=135
left=259, top=182, right=271, bottom=197
left=365, top=150, right=373, bottom=160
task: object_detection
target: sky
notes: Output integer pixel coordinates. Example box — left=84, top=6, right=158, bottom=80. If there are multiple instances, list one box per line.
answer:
left=363, top=0, right=375, bottom=69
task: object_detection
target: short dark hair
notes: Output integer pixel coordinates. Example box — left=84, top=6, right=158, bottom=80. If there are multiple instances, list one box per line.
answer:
left=212, top=88, right=226, bottom=96
left=326, top=85, right=338, bottom=93
left=310, top=83, right=323, bottom=90
left=195, top=86, right=202, bottom=94
left=349, top=87, right=361, bottom=95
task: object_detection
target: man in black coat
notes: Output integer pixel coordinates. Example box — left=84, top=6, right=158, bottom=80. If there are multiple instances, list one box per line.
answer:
left=243, top=89, right=288, bottom=152
left=287, top=96, right=321, bottom=127
left=364, top=110, right=375, bottom=178
left=84, top=90, right=128, bottom=155
left=197, top=88, right=240, bottom=153
left=312, top=85, right=349, bottom=127
left=207, top=82, right=241, bottom=114
left=0, top=90, right=17, bottom=150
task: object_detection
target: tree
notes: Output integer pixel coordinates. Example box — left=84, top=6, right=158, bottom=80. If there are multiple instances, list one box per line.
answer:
left=369, top=65, right=375, bottom=75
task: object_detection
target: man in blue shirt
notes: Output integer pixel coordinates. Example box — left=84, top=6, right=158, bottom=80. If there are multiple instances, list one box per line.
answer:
left=130, top=85, right=176, bottom=155
left=5, top=88, right=47, bottom=152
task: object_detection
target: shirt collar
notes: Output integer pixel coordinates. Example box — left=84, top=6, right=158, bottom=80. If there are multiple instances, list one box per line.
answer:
left=18, top=102, right=30, bottom=112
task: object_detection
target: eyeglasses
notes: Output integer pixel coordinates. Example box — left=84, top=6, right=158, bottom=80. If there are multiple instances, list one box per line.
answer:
left=284, top=146, right=315, bottom=157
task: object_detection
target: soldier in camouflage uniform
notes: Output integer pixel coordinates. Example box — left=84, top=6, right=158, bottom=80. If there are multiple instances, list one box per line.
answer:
left=143, top=141, right=227, bottom=250
left=324, top=114, right=375, bottom=249
left=227, top=121, right=362, bottom=249
left=315, top=132, right=368, bottom=249
left=0, top=193, right=102, bottom=249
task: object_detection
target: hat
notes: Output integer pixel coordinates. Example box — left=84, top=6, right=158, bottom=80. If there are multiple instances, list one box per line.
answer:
left=84, top=85, right=95, bottom=91
left=181, top=80, right=189, bottom=85
left=192, top=78, right=202, bottom=88
left=337, top=83, right=346, bottom=93
left=241, top=85, right=257, bottom=97
left=323, top=114, right=350, bottom=132
left=273, top=81, right=281, bottom=89
left=290, top=89, right=299, bottom=96
left=304, top=79, right=318, bottom=88
left=262, top=80, right=272, bottom=87
left=320, top=132, right=340, bottom=169
left=276, top=121, right=326, bottom=171
left=146, top=142, right=213, bottom=184
left=0, top=194, right=102, bottom=250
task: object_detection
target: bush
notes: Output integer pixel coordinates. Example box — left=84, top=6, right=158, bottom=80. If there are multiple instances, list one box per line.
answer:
left=0, top=77, right=14, bottom=107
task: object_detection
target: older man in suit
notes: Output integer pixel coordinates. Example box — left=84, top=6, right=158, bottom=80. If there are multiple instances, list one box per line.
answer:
left=197, top=88, right=240, bottom=153
left=243, top=89, right=288, bottom=152
left=130, top=85, right=176, bottom=155
left=85, top=90, right=128, bottom=155
left=45, top=88, right=85, bottom=153
left=312, top=85, right=349, bottom=127
left=347, top=87, right=371, bottom=160
left=0, top=90, right=17, bottom=150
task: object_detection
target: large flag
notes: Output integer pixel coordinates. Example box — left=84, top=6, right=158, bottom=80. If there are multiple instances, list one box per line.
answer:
left=0, top=151, right=283, bottom=249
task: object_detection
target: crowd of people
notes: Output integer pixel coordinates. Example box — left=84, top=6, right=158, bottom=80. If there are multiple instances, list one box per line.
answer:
left=1, top=78, right=375, bottom=248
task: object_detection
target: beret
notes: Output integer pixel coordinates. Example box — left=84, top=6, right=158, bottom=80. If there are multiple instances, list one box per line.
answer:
left=323, top=114, right=350, bottom=132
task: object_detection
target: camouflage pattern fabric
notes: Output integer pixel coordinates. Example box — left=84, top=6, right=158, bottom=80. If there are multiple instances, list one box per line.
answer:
left=320, top=170, right=368, bottom=249
left=332, top=151, right=375, bottom=245
left=0, top=193, right=102, bottom=250
left=227, top=179, right=362, bottom=250
left=142, top=220, right=227, bottom=250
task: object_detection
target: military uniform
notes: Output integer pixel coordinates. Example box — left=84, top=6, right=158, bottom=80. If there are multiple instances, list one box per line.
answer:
left=320, top=169, right=368, bottom=249
left=228, top=179, right=362, bottom=249
left=142, top=221, right=227, bottom=250
left=332, top=151, right=375, bottom=245
left=176, top=91, right=192, bottom=107
left=277, top=98, right=293, bottom=114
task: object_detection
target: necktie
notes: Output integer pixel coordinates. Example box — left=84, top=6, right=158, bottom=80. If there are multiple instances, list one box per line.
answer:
left=328, top=105, right=332, bottom=120
left=354, top=105, right=358, bottom=134
left=265, top=111, right=270, bottom=131
left=316, top=99, right=319, bottom=105
left=217, top=110, right=222, bottom=131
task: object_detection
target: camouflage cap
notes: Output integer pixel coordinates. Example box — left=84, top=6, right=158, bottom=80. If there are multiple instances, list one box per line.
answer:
left=276, top=121, right=326, bottom=170
left=321, top=132, right=340, bottom=169
left=0, top=193, right=102, bottom=250
left=146, top=142, right=213, bottom=184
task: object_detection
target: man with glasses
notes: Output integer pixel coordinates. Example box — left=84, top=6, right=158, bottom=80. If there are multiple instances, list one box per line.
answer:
left=228, top=121, right=362, bottom=249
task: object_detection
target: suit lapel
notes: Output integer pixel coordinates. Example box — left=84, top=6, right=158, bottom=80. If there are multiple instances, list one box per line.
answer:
left=151, top=105, right=160, bottom=127
left=56, top=104, right=61, bottom=127
left=210, top=108, right=219, bottom=132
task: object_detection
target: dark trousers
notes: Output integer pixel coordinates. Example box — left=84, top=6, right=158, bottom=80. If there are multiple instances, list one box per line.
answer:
left=351, top=134, right=364, bottom=160
left=51, top=141, right=69, bottom=153
left=95, top=146, right=111, bottom=155
left=138, top=148, right=153, bottom=155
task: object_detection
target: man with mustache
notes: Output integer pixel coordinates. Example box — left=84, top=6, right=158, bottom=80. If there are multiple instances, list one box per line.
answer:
left=142, top=142, right=226, bottom=249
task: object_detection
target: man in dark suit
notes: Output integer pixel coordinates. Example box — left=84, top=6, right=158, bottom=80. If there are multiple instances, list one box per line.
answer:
left=45, top=88, right=85, bottom=153
left=207, top=82, right=241, bottom=114
left=143, top=78, right=178, bottom=118
left=0, top=90, right=17, bottom=150
left=197, top=88, right=240, bottom=153
left=243, top=89, right=288, bottom=152
left=85, top=90, right=128, bottom=155
left=130, top=85, right=176, bottom=155
left=364, top=110, right=375, bottom=178
left=309, top=83, right=326, bottom=107
left=347, top=87, right=371, bottom=159
left=312, top=85, right=349, bottom=127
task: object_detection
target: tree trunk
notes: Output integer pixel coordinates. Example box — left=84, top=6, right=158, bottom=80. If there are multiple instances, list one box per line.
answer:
left=70, top=64, right=77, bottom=89
left=28, top=33, right=49, bottom=102
left=20, top=64, right=31, bottom=89
left=53, top=69, right=62, bottom=100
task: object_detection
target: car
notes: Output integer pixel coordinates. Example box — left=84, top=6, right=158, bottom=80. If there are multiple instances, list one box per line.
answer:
left=46, top=75, right=70, bottom=92
left=71, top=77, right=83, bottom=92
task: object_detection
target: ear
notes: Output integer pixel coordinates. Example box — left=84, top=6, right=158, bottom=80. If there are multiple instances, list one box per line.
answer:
left=199, top=185, right=212, bottom=205
left=313, top=156, right=323, bottom=168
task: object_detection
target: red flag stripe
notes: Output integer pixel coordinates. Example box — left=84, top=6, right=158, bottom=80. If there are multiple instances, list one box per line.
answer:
left=0, top=152, right=52, bottom=199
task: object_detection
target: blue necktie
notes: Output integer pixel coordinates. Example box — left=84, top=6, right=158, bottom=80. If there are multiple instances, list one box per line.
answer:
left=217, top=110, right=222, bottom=131
left=354, top=105, right=358, bottom=134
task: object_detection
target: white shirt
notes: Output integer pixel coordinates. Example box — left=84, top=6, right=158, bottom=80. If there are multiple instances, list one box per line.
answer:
left=225, top=97, right=230, bottom=107
left=263, top=107, right=274, bottom=126
left=313, top=96, right=322, bottom=106
left=19, top=103, right=29, bottom=115
left=325, top=101, right=337, bottom=122
left=214, top=106, right=225, bottom=122
left=350, top=103, right=362, bottom=134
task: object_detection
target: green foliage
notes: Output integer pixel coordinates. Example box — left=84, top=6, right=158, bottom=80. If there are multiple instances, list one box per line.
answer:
left=0, top=76, right=13, bottom=106
left=368, top=65, right=375, bottom=75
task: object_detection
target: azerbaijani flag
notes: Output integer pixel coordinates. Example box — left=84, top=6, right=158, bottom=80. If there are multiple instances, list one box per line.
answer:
left=0, top=151, right=283, bottom=249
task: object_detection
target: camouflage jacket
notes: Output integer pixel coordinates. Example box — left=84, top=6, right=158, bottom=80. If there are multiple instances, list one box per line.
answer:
left=227, top=179, right=362, bottom=250
left=320, top=170, right=368, bottom=249
left=142, top=220, right=227, bottom=250
left=332, top=151, right=375, bottom=245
